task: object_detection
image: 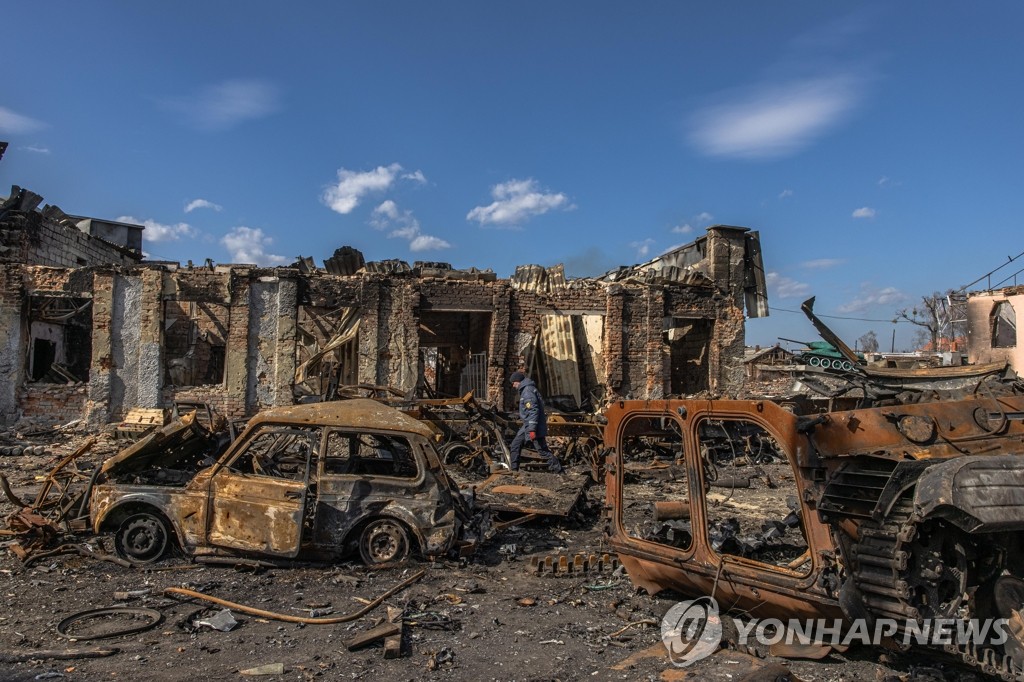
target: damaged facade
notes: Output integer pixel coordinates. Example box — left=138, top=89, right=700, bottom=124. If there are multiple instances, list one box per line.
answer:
left=0, top=184, right=767, bottom=427
left=967, top=285, right=1024, bottom=373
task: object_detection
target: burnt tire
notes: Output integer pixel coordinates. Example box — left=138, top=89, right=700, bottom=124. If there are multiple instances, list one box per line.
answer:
left=358, top=518, right=410, bottom=565
left=114, top=512, right=170, bottom=564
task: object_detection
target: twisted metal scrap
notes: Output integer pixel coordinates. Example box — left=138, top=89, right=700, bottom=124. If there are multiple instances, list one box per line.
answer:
left=164, top=569, right=425, bottom=624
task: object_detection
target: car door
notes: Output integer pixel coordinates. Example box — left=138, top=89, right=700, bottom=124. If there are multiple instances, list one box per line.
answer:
left=312, top=429, right=424, bottom=550
left=690, top=408, right=834, bottom=619
left=207, top=425, right=317, bottom=557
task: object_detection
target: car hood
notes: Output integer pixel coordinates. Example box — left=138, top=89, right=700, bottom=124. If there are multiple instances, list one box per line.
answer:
left=100, top=412, right=219, bottom=477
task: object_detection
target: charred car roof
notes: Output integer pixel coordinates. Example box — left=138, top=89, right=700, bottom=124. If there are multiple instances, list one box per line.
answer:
left=245, top=399, right=435, bottom=438
left=100, top=399, right=436, bottom=478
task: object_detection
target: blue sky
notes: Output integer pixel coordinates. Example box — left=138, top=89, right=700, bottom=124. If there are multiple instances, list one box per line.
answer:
left=2, top=2, right=1022, bottom=350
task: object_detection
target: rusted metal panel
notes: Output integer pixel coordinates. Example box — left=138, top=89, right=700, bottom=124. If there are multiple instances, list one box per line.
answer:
left=475, top=470, right=587, bottom=517
left=294, top=306, right=360, bottom=384
left=323, top=246, right=365, bottom=276
left=510, top=264, right=566, bottom=293
left=511, top=264, right=548, bottom=293
left=603, top=394, right=1024, bottom=677
left=539, top=314, right=582, bottom=408
left=242, top=399, right=436, bottom=439
left=207, top=471, right=305, bottom=557
left=100, top=412, right=217, bottom=476
left=743, top=231, right=769, bottom=318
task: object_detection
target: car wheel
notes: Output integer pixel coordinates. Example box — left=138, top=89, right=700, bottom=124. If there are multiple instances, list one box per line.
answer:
left=114, top=512, right=170, bottom=564
left=358, top=518, right=410, bottom=565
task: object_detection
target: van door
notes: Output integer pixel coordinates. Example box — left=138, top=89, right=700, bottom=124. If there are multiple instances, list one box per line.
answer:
left=207, top=426, right=317, bottom=557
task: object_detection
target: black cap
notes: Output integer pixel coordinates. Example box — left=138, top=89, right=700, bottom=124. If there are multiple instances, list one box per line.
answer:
left=509, top=371, right=526, bottom=384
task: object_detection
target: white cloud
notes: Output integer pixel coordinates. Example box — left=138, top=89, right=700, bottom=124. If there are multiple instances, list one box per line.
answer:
left=221, top=226, right=288, bottom=266
left=370, top=200, right=401, bottom=225
left=116, top=215, right=197, bottom=243
left=801, top=258, right=844, bottom=270
left=322, top=163, right=405, bottom=215
left=837, top=286, right=905, bottom=313
left=778, top=189, right=794, bottom=199
left=630, top=238, right=656, bottom=259
left=466, top=178, right=573, bottom=226
left=0, top=106, right=45, bottom=134
left=402, top=170, right=427, bottom=184
left=164, top=79, right=280, bottom=131
left=689, top=75, right=863, bottom=159
left=22, top=145, right=50, bottom=154
left=672, top=211, right=713, bottom=234
left=389, top=224, right=420, bottom=240
left=765, top=272, right=812, bottom=299
left=852, top=206, right=876, bottom=219
left=185, top=198, right=223, bottom=213
left=370, top=201, right=450, bottom=252
left=409, top=235, right=451, bottom=252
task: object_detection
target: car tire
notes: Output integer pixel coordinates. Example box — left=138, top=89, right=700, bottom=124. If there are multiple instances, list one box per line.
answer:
left=114, top=512, right=171, bottom=564
left=358, top=518, right=410, bottom=565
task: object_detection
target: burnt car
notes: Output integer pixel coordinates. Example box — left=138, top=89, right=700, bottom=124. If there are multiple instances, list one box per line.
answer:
left=605, top=395, right=1024, bottom=679
left=90, top=399, right=476, bottom=566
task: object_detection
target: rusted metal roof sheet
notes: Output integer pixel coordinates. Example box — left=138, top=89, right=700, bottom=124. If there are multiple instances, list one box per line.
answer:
left=511, top=264, right=567, bottom=293
left=511, top=264, right=548, bottom=292
left=362, top=259, right=411, bottom=275
left=539, top=314, right=582, bottom=407
left=294, top=307, right=360, bottom=384
left=323, top=246, right=365, bottom=276
left=744, top=231, right=769, bottom=318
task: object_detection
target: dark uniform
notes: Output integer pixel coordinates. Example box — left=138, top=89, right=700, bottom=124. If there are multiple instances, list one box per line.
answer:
left=509, top=374, right=563, bottom=472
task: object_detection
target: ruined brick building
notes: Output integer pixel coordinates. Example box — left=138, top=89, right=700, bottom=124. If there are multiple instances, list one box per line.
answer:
left=0, top=180, right=768, bottom=427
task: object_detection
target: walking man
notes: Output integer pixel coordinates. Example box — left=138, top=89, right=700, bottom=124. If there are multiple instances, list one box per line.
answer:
left=508, top=371, right=563, bottom=473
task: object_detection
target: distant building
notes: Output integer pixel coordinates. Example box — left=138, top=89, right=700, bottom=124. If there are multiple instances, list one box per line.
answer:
left=743, top=344, right=794, bottom=380
left=966, top=286, right=1023, bottom=373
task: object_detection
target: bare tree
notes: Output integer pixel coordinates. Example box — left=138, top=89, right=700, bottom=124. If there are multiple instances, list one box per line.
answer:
left=857, top=330, right=879, bottom=353
left=897, top=290, right=967, bottom=352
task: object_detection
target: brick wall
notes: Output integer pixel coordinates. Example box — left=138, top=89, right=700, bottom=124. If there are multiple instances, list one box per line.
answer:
left=18, top=384, right=88, bottom=426
left=1, top=211, right=140, bottom=268
left=0, top=260, right=748, bottom=426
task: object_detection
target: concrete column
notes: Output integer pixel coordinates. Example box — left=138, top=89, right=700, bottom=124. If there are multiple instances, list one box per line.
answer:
left=643, top=286, right=666, bottom=399
left=274, top=276, right=298, bottom=406
left=136, top=270, right=163, bottom=407
left=109, top=274, right=142, bottom=418
left=357, top=279, right=381, bottom=385
left=86, top=271, right=114, bottom=426
left=605, top=285, right=625, bottom=397
left=224, top=271, right=251, bottom=417
left=488, top=284, right=511, bottom=409
left=0, top=265, right=25, bottom=425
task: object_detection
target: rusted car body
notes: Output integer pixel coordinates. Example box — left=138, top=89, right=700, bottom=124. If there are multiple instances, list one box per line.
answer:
left=90, top=399, right=473, bottom=565
left=605, top=394, right=1024, bottom=677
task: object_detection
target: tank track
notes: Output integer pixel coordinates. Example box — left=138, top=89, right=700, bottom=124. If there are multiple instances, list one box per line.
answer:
left=847, top=500, right=1024, bottom=681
